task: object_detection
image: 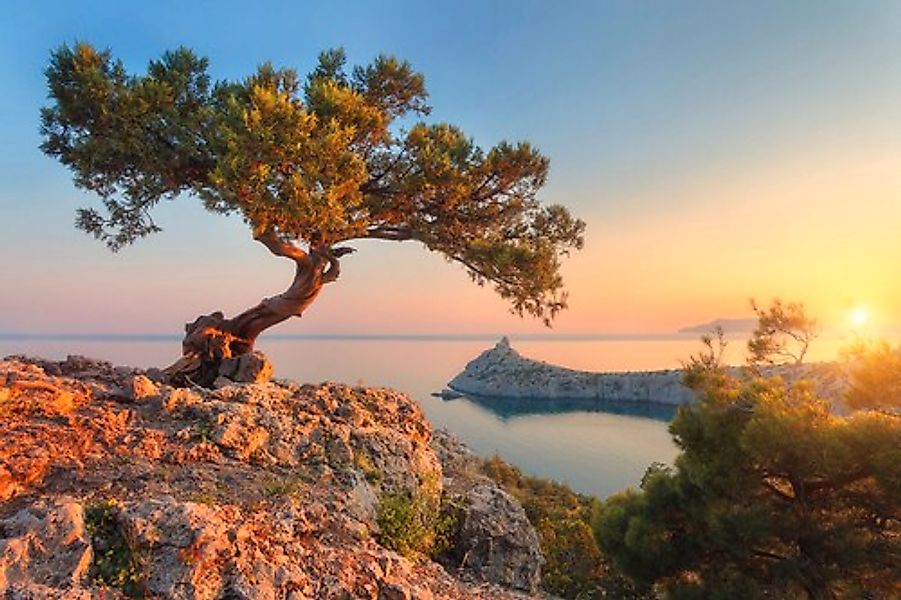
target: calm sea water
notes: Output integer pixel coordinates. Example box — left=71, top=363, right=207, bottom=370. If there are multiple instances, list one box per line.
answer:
left=0, top=334, right=854, bottom=498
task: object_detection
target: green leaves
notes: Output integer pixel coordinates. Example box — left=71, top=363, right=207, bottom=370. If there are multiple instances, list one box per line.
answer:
left=42, top=43, right=583, bottom=323
left=594, top=370, right=901, bottom=598
left=41, top=42, right=214, bottom=250
left=205, top=66, right=369, bottom=243
left=748, top=298, right=818, bottom=366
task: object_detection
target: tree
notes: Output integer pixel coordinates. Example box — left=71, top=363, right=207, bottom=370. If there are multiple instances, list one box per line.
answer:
left=681, top=325, right=729, bottom=391
left=594, top=362, right=901, bottom=599
left=842, top=339, right=901, bottom=413
left=40, top=43, right=584, bottom=385
left=747, top=298, right=818, bottom=366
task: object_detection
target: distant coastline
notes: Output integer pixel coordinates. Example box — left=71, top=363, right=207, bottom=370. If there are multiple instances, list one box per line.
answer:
left=448, top=337, right=849, bottom=407
left=677, top=318, right=757, bottom=334
left=449, top=337, right=696, bottom=405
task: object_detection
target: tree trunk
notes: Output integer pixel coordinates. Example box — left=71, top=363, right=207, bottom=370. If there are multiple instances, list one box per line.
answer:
left=163, top=231, right=346, bottom=387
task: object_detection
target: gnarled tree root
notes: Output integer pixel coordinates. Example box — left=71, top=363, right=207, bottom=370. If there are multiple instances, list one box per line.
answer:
left=163, top=311, right=268, bottom=388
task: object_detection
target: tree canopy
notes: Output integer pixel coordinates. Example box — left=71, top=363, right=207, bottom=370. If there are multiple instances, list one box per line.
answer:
left=594, top=336, right=901, bottom=599
left=843, top=339, right=901, bottom=413
left=747, top=298, right=818, bottom=366
left=40, top=43, right=584, bottom=325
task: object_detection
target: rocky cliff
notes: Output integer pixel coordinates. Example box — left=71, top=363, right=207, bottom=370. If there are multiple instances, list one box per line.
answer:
left=0, top=355, right=544, bottom=599
left=448, top=338, right=848, bottom=406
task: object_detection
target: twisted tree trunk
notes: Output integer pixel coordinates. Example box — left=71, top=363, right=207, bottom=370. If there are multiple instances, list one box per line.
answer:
left=163, top=231, right=347, bottom=387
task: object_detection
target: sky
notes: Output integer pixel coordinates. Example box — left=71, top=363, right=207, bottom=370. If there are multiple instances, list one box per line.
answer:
left=1, top=1, right=899, bottom=336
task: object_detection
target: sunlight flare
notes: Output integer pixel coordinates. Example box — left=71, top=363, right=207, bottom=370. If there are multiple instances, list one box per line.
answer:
left=850, top=305, right=869, bottom=328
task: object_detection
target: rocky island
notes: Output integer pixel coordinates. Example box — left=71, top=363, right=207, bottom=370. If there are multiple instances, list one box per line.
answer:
left=0, top=355, right=545, bottom=599
left=448, top=338, right=848, bottom=406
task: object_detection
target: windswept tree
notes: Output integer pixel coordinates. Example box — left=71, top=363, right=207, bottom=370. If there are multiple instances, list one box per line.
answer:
left=747, top=298, right=818, bottom=366
left=40, top=43, right=584, bottom=385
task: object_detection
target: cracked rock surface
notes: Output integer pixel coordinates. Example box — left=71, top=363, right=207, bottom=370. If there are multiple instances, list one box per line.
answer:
left=0, top=355, right=544, bottom=599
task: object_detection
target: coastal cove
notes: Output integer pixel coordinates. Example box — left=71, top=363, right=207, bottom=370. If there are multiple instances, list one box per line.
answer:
left=0, top=333, right=855, bottom=498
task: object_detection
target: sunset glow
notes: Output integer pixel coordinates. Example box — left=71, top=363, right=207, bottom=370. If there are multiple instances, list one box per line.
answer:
left=851, top=306, right=870, bottom=328
left=1, top=2, right=900, bottom=345
left=0, top=6, right=898, bottom=596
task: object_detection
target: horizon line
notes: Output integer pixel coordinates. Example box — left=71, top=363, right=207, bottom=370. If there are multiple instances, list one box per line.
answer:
left=0, top=332, right=696, bottom=342
left=1, top=330, right=880, bottom=343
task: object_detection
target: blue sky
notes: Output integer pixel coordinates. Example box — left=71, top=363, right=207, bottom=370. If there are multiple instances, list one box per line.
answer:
left=2, top=1, right=899, bottom=335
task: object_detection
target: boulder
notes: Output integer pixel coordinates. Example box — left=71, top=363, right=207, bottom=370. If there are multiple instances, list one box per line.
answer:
left=217, top=351, right=273, bottom=384
left=446, top=483, right=543, bottom=593
left=432, top=430, right=543, bottom=594
left=121, top=373, right=160, bottom=401
left=0, top=500, right=93, bottom=594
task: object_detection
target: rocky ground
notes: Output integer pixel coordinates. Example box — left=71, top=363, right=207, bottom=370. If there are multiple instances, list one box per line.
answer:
left=0, top=354, right=546, bottom=599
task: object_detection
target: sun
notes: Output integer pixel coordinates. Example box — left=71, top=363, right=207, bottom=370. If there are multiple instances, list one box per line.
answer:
left=850, top=306, right=869, bottom=328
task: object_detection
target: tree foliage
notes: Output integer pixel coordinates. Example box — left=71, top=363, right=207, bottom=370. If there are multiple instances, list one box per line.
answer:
left=747, top=298, right=818, bottom=366
left=842, top=339, right=901, bottom=413
left=41, top=43, right=584, bottom=324
left=481, top=456, right=651, bottom=599
left=594, top=366, right=901, bottom=599
left=681, top=325, right=729, bottom=391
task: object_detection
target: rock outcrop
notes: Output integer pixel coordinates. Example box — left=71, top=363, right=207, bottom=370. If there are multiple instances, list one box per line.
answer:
left=448, top=338, right=848, bottom=406
left=449, top=338, right=694, bottom=404
left=432, top=431, right=543, bottom=593
left=0, top=355, right=544, bottom=599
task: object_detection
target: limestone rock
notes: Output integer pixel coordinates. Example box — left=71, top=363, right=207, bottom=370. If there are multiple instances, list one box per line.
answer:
left=123, top=373, right=160, bottom=401
left=448, top=337, right=847, bottom=406
left=446, top=483, right=543, bottom=593
left=433, top=430, right=543, bottom=594
left=218, top=350, right=273, bottom=384
left=121, top=498, right=232, bottom=600
left=0, top=500, right=93, bottom=593
left=0, top=355, right=537, bottom=599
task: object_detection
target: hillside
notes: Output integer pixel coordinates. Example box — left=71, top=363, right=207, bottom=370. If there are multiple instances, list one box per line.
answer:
left=0, top=355, right=545, bottom=599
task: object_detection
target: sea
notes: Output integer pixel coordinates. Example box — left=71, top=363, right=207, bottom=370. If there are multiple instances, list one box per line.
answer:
left=0, top=333, right=857, bottom=498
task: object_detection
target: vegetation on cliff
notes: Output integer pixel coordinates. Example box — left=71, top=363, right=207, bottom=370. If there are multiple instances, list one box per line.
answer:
left=0, top=355, right=542, bottom=599
left=482, top=456, right=650, bottom=599
left=594, top=334, right=901, bottom=599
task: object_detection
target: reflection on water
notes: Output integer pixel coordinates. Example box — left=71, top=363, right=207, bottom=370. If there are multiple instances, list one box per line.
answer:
left=448, top=393, right=679, bottom=422
left=0, top=335, right=701, bottom=498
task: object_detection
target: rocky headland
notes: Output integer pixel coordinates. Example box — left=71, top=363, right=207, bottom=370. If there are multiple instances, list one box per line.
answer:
left=0, top=354, right=545, bottom=599
left=448, top=338, right=848, bottom=406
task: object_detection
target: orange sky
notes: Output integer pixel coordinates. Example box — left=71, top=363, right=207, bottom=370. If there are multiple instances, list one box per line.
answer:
left=3, top=140, right=899, bottom=338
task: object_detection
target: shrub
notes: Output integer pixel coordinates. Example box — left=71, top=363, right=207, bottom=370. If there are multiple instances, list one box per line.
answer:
left=481, top=456, right=650, bottom=599
left=593, top=373, right=901, bottom=599
left=376, top=486, right=456, bottom=559
left=84, top=499, right=145, bottom=597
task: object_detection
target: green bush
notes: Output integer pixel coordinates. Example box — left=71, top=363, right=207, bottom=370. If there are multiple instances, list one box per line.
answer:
left=593, top=372, right=901, bottom=599
left=481, top=456, right=650, bottom=599
left=84, top=499, right=145, bottom=597
left=376, top=484, right=457, bottom=559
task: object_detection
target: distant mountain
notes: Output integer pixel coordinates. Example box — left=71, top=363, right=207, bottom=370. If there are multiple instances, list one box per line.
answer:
left=678, top=318, right=757, bottom=334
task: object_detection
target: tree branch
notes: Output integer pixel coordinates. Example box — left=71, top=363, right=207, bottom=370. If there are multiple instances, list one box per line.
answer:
left=254, top=229, right=309, bottom=263
left=760, top=478, right=796, bottom=503
left=319, top=247, right=356, bottom=284
left=320, top=255, right=342, bottom=283
left=364, top=226, right=415, bottom=241
left=753, top=549, right=792, bottom=562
